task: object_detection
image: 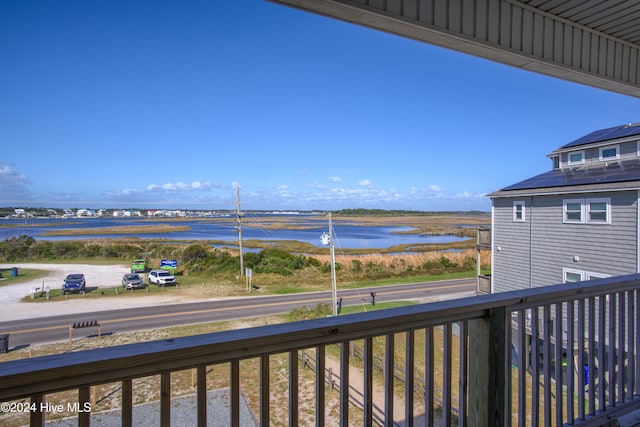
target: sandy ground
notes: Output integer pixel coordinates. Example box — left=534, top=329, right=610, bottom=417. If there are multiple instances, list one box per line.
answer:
left=0, top=263, right=192, bottom=321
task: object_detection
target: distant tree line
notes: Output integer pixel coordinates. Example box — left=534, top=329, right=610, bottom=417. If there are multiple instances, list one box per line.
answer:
left=333, top=208, right=489, bottom=216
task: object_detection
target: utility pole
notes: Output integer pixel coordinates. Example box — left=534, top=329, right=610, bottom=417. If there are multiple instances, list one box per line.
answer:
left=235, top=185, right=244, bottom=278
left=321, top=212, right=338, bottom=316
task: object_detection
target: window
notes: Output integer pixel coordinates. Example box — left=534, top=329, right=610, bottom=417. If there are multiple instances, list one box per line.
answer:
left=587, top=199, right=610, bottom=223
left=563, top=268, right=610, bottom=283
left=563, top=197, right=611, bottom=224
left=564, top=269, right=583, bottom=283
left=586, top=272, right=610, bottom=280
left=568, top=151, right=585, bottom=165
left=599, top=145, right=619, bottom=161
left=513, top=201, right=525, bottom=222
left=563, top=200, right=583, bottom=223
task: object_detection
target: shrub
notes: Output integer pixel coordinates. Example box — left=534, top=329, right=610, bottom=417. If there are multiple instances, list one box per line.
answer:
left=245, top=248, right=310, bottom=276
left=182, top=243, right=210, bottom=264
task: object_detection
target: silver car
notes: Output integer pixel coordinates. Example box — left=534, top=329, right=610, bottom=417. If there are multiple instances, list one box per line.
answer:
left=122, top=273, right=146, bottom=290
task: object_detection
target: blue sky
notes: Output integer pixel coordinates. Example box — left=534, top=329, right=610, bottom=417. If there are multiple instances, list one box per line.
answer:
left=2, top=0, right=640, bottom=212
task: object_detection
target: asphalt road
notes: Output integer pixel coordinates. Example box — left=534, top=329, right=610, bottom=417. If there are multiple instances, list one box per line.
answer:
left=0, top=278, right=475, bottom=348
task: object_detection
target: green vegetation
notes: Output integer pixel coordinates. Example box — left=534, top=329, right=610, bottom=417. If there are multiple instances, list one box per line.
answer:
left=286, top=301, right=417, bottom=322
left=0, top=267, right=49, bottom=286
left=1, top=235, right=489, bottom=293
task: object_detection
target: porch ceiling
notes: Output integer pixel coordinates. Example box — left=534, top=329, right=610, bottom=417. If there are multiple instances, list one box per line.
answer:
left=270, top=0, right=640, bottom=98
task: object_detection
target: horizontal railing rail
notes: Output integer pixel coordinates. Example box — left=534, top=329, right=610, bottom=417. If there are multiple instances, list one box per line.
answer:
left=1, top=274, right=640, bottom=426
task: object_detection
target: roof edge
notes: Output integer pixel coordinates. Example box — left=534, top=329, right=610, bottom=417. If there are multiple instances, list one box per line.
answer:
left=488, top=181, right=640, bottom=198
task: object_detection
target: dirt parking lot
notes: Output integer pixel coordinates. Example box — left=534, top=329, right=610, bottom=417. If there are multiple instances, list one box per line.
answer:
left=0, top=263, right=188, bottom=321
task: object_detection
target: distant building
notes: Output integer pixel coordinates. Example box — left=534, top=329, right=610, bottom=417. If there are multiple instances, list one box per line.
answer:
left=147, top=210, right=183, bottom=217
left=488, top=122, right=640, bottom=293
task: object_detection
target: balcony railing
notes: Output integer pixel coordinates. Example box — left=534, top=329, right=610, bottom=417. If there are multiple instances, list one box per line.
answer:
left=2, top=274, right=640, bottom=426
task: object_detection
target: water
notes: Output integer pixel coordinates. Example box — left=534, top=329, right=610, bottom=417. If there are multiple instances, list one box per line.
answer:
left=0, top=215, right=469, bottom=249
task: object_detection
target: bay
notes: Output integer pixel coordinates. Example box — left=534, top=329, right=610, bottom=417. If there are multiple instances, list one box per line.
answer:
left=0, top=215, right=469, bottom=249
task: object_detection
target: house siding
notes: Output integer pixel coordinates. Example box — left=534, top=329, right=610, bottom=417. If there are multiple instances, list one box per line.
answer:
left=492, top=190, right=638, bottom=293
left=492, top=197, right=533, bottom=292
left=560, top=140, right=638, bottom=167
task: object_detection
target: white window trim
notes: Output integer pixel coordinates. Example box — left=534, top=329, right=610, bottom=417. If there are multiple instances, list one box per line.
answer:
left=585, top=197, right=611, bottom=224
left=513, top=201, right=525, bottom=222
left=563, top=199, right=584, bottom=223
left=585, top=271, right=610, bottom=280
left=563, top=267, right=585, bottom=283
left=568, top=150, right=585, bottom=165
left=563, top=268, right=610, bottom=283
left=562, top=197, right=611, bottom=224
left=599, top=144, right=620, bottom=161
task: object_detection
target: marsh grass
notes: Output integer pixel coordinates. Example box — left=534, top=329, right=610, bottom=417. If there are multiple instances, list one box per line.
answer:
left=41, top=224, right=191, bottom=236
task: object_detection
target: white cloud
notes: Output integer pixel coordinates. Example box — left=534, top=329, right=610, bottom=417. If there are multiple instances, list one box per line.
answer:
left=146, top=181, right=215, bottom=193
left=0, top=162, right=491, bottom=211
left=0, top=162, right=36, bottom=202
left=190, top=181, right=208, bottom=189
left=0, top=162, right=31, bottom=184
left=408, top=185, right=445, bottom=196
left=453, top=190, right=486, bottom=199
left=105, top=188, right=143, bottom=197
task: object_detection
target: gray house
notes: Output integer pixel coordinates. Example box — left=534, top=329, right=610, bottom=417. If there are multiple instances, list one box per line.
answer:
left=488, top=123, right=640, bottom=293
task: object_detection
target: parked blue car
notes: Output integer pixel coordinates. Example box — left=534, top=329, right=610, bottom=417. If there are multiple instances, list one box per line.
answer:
left=62, top=273, right=86, bottom=294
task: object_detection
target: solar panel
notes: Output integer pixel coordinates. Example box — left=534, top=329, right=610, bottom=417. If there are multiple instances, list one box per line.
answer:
left=498, top=123, right=640, bottom=193
left=561, top=123, right=640, bottom=149
left=500, top=160, right=640, bottom=191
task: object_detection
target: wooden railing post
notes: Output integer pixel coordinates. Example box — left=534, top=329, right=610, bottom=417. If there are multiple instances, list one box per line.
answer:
left=122, top=378, right=133, bottom=427
left=30, top=394, right=45, bottom=427
left=468, top=307, right=506, bottom=427
left=196, top=366, right=207, bottom=427
left=160, top=372, right=170, bottom=427
left=78, top=386, right=90, bottom=427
